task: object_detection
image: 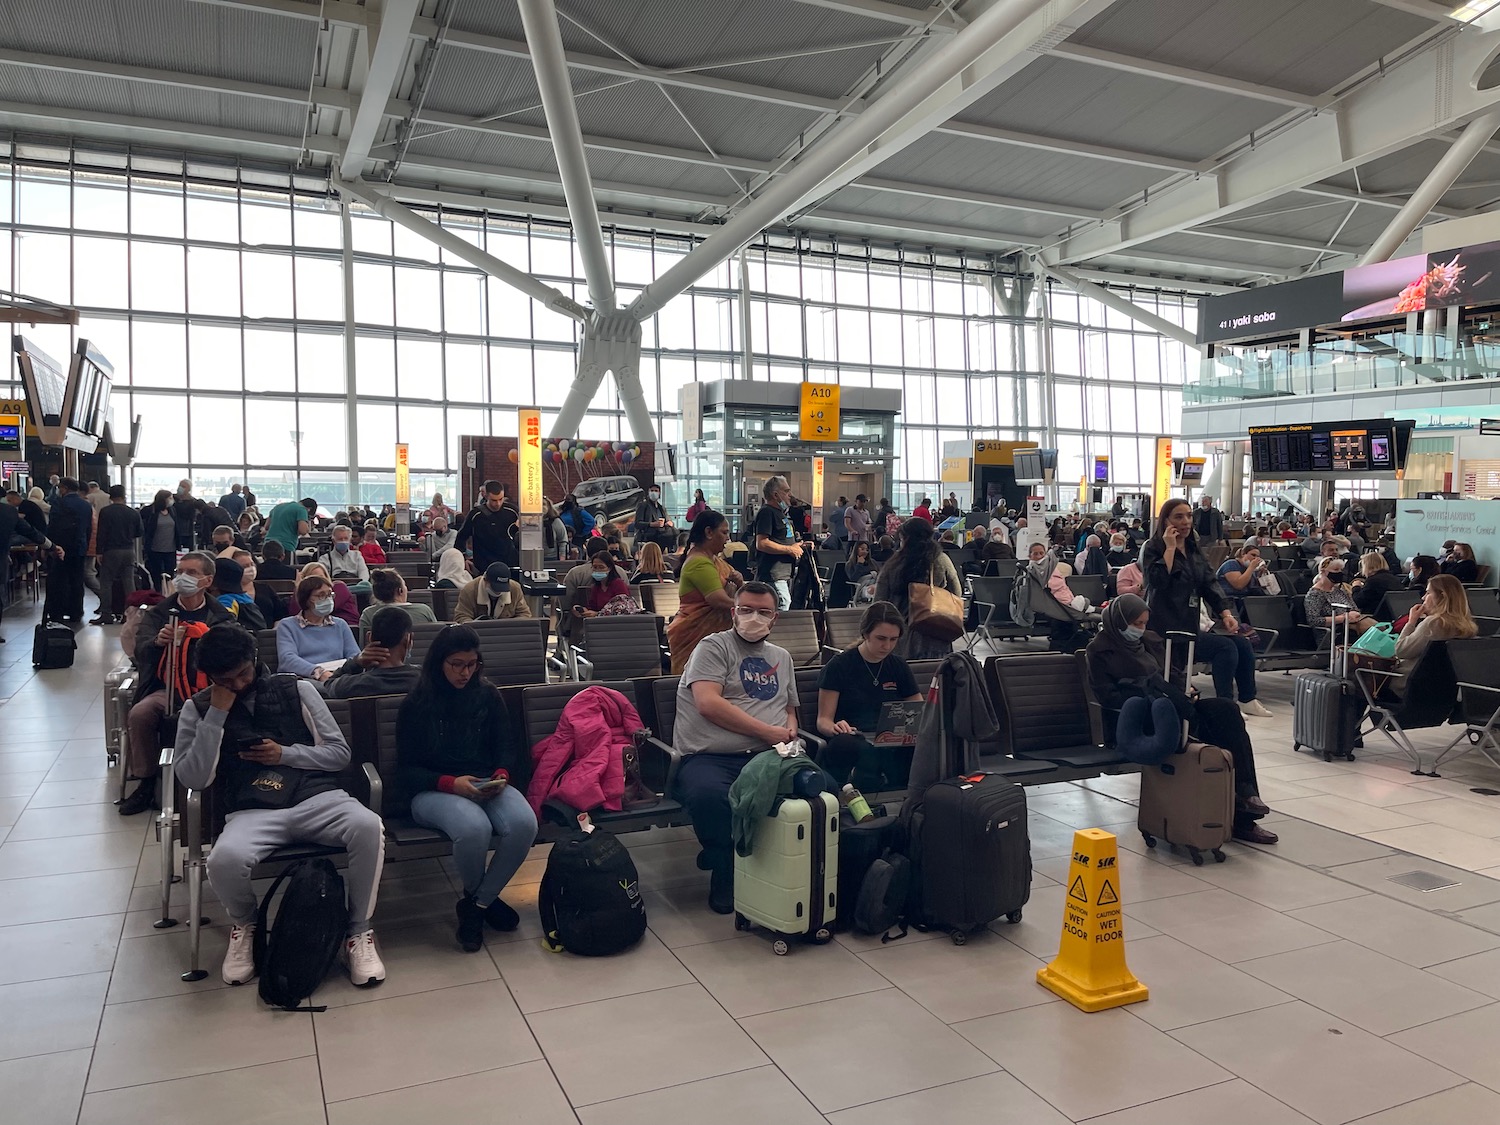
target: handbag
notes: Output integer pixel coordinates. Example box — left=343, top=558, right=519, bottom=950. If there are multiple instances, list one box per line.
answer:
left=907, top=563, right=965, bottom=641
left=1349, top=621, right=1396, bottom=659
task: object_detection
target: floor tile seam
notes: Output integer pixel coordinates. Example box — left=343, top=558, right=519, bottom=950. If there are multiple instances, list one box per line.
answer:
left=2, top=824, right=152, bottom=845
left=1068, top=1076, right=1281, bottom=1124
left=317, top=1057, right=583, bottom=1119
left=563, top=1060, right=773, bottom=1110
left=0, top=859, right=142, bottom=880
left=82, top=1047, right=320, bottom=1097
left=1147, top=994, right=1305, bottom=1035
left=1339, top=1082, right=1495, bottom=1125
left=1375, top=996, right=1500, bottom=1040
left=809, top=1066, right=1036, bottom=1118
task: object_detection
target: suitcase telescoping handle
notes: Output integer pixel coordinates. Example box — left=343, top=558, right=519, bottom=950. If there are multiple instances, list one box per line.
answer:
left=164, top=608, right=180, bottom=714
left=1163, top=630, right=1196, bottom=693
left=1327, top=600, right=1353, bottom=678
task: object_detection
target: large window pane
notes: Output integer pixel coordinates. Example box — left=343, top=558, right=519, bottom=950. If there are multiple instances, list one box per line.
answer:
left=17, top=232, right=72, bottom=302
left=131, top=242, right=185, bottom=312
left=190, top=395, right=245, bottom=463
left=295, top=257, right=342, bottom=321
left=132, top=320, right=188, bottom=389
left=245, top=327, right=296, bottom=394
left=187, top=247, right=240, bottom=317
left=298, top=331, right=345, bottom=394
left=355, top=335, right=395, bottom=397
left=245, top=397, right=300, bottom=463
left=242, top=252, right=293, bottom=319
left=74, top=237, right=129, bottom=309
left=301, top=400, right=348, bottom=466
left=133, top=393, right=188, bottom=462
left=355, top=401, right=396, bottom=467
left=189, top=323, right=243, bottom=391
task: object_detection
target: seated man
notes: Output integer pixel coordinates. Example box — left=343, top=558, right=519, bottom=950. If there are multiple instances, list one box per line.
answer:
left=671, top=581, right=799, bottom=914
left=454, top=562, right=533, bottom=623
left=176, top=625, right=387, bottom=987
left=256, top=539, right=297, bottom=581
left=121, top=552, right=237, bottom=816
left=358, top=567, right=437, bottom=642
left=328, top=606, right=421, bottom=698
left=318, top=525, right=370, bottom=590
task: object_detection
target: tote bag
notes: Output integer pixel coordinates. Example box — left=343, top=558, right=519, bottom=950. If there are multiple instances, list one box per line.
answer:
left=908, top=564, right=965, bottom=641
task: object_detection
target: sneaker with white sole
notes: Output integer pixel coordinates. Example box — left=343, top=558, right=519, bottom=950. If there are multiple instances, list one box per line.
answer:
left=1239, top=699, right=1273, bottom=718
left=344, top=929, right=385, bottom=988
left=222, top=923, right=257, bottom=985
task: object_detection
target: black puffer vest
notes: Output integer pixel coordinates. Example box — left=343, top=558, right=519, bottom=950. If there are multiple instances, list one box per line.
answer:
left=192, top=671, right=342, bottom=814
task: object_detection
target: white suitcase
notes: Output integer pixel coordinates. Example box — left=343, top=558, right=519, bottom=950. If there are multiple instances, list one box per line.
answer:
left=733, top=791, right=839, bottom=953
left=104, top=659, right=136, bottom=771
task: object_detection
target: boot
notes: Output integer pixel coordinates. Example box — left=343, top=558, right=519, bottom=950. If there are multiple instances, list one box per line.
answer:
left=455, top=895, right=485, bottom=952
left=118, top=776, right=158, bottom=816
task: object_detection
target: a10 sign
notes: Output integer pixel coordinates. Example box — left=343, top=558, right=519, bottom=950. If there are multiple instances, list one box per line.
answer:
left=799, top=381, right=841, bottom=442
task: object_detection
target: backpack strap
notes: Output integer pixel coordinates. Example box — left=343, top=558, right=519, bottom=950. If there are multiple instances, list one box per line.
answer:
left=538, top=871, right=563, bottom=953
left=252, top=859, right=301, bottom=973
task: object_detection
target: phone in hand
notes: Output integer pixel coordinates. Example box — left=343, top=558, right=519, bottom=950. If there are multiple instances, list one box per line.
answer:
left=237, top=737, right=265, bottom=754
left=471, top=777, right=507, bottom=794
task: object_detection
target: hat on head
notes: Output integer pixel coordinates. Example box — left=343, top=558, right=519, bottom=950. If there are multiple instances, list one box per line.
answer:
left=484, top=562, right=512, bottom=593
left=213, top=558, right=244, bottom=593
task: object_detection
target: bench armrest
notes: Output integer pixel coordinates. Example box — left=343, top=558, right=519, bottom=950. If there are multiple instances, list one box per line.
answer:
left=644, top=736, right=683, bottom=798
left=360, top=762, right=383, bottom=815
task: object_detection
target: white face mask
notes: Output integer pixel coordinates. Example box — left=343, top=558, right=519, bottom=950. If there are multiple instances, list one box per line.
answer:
left=173, top=572, right=202, bottom=597
left=313, top=596, right=335, bottom=617
left=733, top=610, right=774, bottom=643
left=242, top=566, right=257, bottom=583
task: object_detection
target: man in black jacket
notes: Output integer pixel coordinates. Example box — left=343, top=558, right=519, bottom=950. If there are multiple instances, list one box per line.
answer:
left=1192, top=495, right=1226, bottom=545
left=0, top=498, right=58, bottom=639
left=633, top=484, right=673, bottom=549
left=455, top=480, right=519, bottom=572
left=92, top=485, right=142, bottom=625
left=43, top=479, right=93, bottom=623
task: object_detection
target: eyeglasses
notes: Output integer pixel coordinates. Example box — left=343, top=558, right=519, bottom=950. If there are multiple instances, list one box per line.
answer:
left=734, top=607, right=776, bottom=621
left=444, top=657, right=482, bottom=673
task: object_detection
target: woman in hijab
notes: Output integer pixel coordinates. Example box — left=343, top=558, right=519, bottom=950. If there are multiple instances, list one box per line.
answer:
left=433, top=547, right=472, bottom=589
left=1086, top=594, right=1276, bottom=845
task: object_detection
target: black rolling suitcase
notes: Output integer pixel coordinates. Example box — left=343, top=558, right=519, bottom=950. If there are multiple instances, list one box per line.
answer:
left=32, top=622, right=76, bottom=669
left=904, top=772, right=1029, bottom=944
left=1292, top=609, right=1362, bottom=761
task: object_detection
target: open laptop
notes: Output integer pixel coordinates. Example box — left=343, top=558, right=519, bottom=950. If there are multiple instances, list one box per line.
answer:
left=861, top=701, right=924, bottom=746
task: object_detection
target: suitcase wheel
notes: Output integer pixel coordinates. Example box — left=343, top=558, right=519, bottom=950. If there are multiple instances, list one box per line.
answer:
left=1006, top=910, right=1023, bottom=924
left=1212, top=848, right=1226, bottom=864
left=1188, top=847, right=1205, bottom=866
left=772, top=939, right=790, bottom=956
left=812, top=928, right=832, bottom=944
left=1292, top=742, right=1300, bottom=753
left=951, top=930, right=968, bottom=946
left=733, top=913, right=750, bottom=932
left=1141, top=831, right=1157, bottom=849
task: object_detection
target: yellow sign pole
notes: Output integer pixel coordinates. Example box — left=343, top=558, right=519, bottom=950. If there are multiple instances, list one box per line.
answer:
left=1151, top=436, right=1174, bottom=532
left=517, top=407, right=543, bottom=553
left=1036, top=828, right=1148, bottom=1012
left=811, top=455, right=825, bottom=534
left=394, top=443, right=410, bottom=534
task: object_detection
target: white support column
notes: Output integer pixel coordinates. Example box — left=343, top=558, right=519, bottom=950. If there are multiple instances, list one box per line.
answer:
left=1360, top=107, right=1500, bottom=264
left=340, top=200, right=361, bottom=505
left=515, top=0, right=616, bottom=313
left=627, top=0, right=1063, bottom=320
left=738, top=249, right=754, bottom=382
left=336, top=179, right=588, bottom=321
left=340, top=0, right=421, bottom=179
left=1034, top=260, right=1200, bottom=350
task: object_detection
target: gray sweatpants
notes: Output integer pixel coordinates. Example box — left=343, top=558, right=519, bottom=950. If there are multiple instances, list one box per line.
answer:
left=207, top=789, right=385, bottom=935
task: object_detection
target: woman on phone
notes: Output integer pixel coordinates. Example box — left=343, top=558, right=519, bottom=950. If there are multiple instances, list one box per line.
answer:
left=397, top=625, right=537, bottom=952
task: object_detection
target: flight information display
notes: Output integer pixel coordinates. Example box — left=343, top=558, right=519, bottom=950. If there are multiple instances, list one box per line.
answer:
left=1249, top=419, right=1412, bottom=476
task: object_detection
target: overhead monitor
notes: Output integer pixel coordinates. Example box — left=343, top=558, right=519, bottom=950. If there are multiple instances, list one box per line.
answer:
left=1248, top=418, right=1415, bottom=477
left=67, top=339, right=114, bottom=443
left=1177, top=457, right=1205, bottom=485
left=1012, top=448, right=1043, bottom=483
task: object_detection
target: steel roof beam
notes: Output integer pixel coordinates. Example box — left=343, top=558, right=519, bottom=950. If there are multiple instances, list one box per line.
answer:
left=1363, top=0, right=1464, bottom=21
left=185, top=0, right=373, bottom=27
left=0, top=98, right=341, bottom=158
left=516, top=0, right=616, bottom=311
left=934, top=119, right=1202, bottom=172
left=852, top=175, right=1107, bottom=219
left=1188, top=226, right=1366, bottom=258
left=1041, top=31, right=1500, bottom=266
left=1294, top=182, right=1467, bottom=218
left=1035, top=258, right=1199, bottom=347
left=340, top=0, right=422, bottom=179
left=780, top=0, right=965, bottom=32
left=1046, top=43, right=1329, bottom=109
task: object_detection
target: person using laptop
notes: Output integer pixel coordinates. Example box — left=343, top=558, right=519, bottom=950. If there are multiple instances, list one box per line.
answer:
left=815, top=601, right=923, bottom=790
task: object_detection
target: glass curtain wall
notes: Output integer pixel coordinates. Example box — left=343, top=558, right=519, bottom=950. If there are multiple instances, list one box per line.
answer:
left=0, top=146, right=1196, bottom=508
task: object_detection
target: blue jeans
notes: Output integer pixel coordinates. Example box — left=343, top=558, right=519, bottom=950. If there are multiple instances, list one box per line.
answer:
left=772, top=579, right=792, bottom=610
left=1196, top=630, right=1258, bottom=703
left=410, top=786, right=538, bottom=905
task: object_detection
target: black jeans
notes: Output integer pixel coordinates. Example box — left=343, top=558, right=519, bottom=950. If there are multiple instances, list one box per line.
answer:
left=818, top=733, right=913, bottom=791
left=43, top=553, right=85, bottom=621
left=1193, top=696, right=1261, bottom=830
left=673, top=753, right=755, bottom=872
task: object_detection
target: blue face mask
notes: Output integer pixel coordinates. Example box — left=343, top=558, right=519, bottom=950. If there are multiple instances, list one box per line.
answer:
left=335, top=541, right=350, bottom=553
left=591, top=570, right=609, bottom=582
left=1123, top=624, right=1146, bottom=642
left=779, top=499, right=790, bottom=512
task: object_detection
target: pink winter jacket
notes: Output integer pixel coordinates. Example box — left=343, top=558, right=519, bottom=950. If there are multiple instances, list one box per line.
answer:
left=526, top=686, right=645, bottom=817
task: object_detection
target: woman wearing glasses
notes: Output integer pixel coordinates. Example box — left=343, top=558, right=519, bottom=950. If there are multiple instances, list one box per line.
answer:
left=396, top=625, right=537, bottom=953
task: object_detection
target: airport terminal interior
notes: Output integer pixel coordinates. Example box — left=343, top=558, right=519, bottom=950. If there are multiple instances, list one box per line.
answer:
left=15, top=1, right=1500, bottom=1123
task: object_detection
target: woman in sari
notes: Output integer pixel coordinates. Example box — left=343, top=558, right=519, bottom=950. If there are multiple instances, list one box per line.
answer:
left=666, top=511, right=743, bottom=674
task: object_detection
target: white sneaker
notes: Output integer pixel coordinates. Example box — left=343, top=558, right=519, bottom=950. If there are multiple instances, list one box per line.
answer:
left=222, top=923, right=257, bottom=985
left=1240, top=699, right=1273, bottom=718
left=344, top=929, right=385, bottom=988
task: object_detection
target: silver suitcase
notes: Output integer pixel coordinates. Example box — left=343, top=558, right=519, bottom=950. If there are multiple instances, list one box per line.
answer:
left=733, top=791, right=839, bottom=953
left=104, top=659, right=136, bottom=773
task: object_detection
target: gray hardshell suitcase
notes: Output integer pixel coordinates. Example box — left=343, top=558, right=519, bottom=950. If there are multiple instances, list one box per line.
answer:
left=733, top=791, right=839, bottom=954
left=1292, top=610, right=1361, bottom=761
left=1138, top=633, right=1234, bottom=865
left=104, top=658, right=136, bottom=773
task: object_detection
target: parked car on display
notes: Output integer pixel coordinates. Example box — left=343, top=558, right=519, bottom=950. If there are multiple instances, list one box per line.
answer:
left=572, top=475, right=645, bottom=522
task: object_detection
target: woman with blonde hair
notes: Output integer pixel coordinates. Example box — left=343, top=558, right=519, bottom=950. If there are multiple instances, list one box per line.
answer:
left=630, top=541, right=670, bottom=584
left=1351, top=550, right=1403, bottom=620
left=284, top=560, right=360, bottom=628
left=1388, top=574, right=1478, bottom=697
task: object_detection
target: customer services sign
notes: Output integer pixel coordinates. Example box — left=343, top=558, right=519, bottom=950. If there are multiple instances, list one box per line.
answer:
left=1394, top=500, right=1500, bottom=564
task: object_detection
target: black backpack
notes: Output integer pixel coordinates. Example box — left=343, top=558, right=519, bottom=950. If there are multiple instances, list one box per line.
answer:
left=538, top=826, right=647, bottom=956
left=856, top=850, right=913, bottom=939
left=254, top=858, right=349, bottom=1010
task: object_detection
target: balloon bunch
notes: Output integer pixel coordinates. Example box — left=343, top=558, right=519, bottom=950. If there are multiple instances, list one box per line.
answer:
left=538, top=438, right=644, bottom=465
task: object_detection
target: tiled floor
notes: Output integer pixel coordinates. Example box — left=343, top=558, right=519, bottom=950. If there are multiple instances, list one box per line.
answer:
left=8, top=604, right=1500, bottom=1123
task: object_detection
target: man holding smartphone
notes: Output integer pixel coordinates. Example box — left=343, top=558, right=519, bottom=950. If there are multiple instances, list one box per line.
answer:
left=175, top=625, right=387, bottom=989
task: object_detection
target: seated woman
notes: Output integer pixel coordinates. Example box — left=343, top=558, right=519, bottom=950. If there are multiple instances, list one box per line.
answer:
left=289, top=561, right=360, bottom=629
left=357, top=524, right=387, bottom=567
left=846, top=540, right=876, bottom=592
left=424, top=516, right=457, bottom=559
left=396, top=625, right=537, bottom=953
left=572, top=545, right=631, bottom=619
left=1385, top=574, right=1478, bottom=698
left=1087, top=595, right=1276, bottom=845
left=433, top=547, right=472, bottom=590
left=1047, top=560, right=1095, bottom=613
left=1104, top=532, right=1135, bottom=571
left=815, top=601, right=923, bottom=790
left=1305, top=555, right=1373, bottom=639
left=1351, top=551, right=1404, bottom=622
left=1441, top=542, right=1480, bottom=584
left=630, top=541, right=670, bottom=584
left=1074, top=535, right=1109, bottom=578
left=1216, top=544, right=1269, bottom=617
left=667, top=512, right=742, bottom=674
left=232, top=548, right=285, bottom=625
left=276, top=574, right=361, bottom=683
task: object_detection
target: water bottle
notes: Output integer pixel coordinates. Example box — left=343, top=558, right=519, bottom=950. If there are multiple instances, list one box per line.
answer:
left=791, top=768, right=825, bottom=800
left=842, top=784, right=874, bottom=823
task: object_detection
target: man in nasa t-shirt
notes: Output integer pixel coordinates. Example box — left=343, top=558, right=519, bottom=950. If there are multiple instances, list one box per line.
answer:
left=671, top=581, right=800, bottom=913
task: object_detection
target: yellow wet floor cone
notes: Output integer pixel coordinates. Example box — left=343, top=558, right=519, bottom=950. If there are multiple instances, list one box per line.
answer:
left=1036, top=828, right=1148, bottom=1012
